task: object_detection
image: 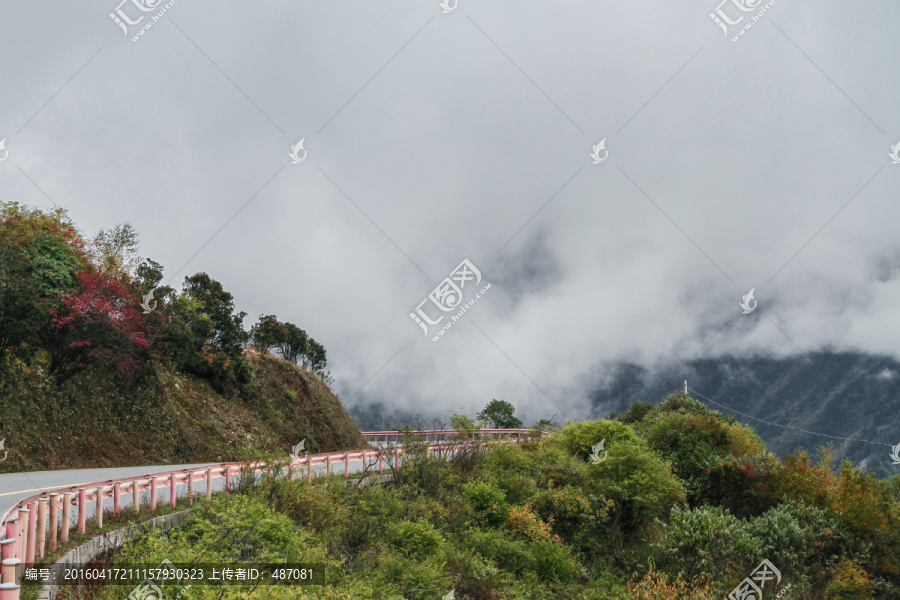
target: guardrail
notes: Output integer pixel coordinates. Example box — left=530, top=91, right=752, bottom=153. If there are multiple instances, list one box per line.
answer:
left=361, top=428, right=533, bottom=442
left=0, top=429, right=534, bottom=599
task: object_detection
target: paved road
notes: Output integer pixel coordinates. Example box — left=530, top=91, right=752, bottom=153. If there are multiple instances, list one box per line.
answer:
left=0, top=463, right=220, bottom=522
left=0, top=451, right=384, bottom=522
left=0, top=440, right=480, bottom=522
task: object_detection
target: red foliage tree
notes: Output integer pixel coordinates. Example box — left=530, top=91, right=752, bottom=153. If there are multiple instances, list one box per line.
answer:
left=46, top=271, right=156, bottom=385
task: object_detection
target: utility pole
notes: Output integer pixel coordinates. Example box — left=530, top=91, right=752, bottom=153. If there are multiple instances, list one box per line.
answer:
left=684, top=380, right=687, bottom=394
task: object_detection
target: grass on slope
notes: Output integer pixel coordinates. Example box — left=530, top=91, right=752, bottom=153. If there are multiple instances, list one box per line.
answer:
left=0, top=353, right=366, bottom=472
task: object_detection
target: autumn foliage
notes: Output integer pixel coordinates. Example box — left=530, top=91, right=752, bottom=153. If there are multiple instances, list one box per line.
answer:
left=46, top=271, right=154, bottom=384
left=0, top=202, right=328, bottom=392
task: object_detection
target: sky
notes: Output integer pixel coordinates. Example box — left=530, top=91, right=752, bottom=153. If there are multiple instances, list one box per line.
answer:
left=1, top=0, right=898, bottom=426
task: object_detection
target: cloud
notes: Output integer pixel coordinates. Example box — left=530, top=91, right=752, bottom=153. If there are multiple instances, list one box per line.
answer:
left=1, top=0, right=898, bottom=424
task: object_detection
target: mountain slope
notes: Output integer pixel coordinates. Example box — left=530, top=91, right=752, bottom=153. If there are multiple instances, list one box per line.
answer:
left=0, top=353, right=366, bottom=472
left=589, top=352, right=900, bottom=478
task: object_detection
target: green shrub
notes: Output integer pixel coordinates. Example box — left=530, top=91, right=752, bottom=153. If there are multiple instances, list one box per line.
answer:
left=531, top=484, right=610, bottom=542
left=378, top=551, right=450, bottom=599
left=644, top=411, right=767, bottom=501
left=483, top=443, right=537, bottom=504
left=653, top=505, right=760, bottom=591
left=529, top=541, right=577, bottom=582
left=557, top=420, right=639, bottom=461
left=464, top=480, right=509, bottom=526
left=389, top=520, right=445, bottom=559
left=609, top=402, right=653, bottom=424
left=587, top=438, right=686, bottom=533
left=465, top=529, right=534, bottom=574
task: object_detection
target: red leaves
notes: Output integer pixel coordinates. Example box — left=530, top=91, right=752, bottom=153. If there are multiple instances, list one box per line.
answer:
left=47, top=270, right=155, bottom=383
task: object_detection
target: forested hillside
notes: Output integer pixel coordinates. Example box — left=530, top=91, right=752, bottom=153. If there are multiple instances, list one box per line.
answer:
left=88, top=396, right=900, bottom=599
left=589, top=355, right=900, bottom=479
left=0, top=201, right=365, bottom=471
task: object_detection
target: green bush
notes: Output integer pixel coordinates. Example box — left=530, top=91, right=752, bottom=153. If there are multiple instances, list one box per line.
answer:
left=653, top=505, right=760, bottom=591
left=464, top=480, right=509, bottom=526
left=531, top=484, right=610, bottom=542
left=378, top=551, right=450, bottom=599
left=465, top=529, right=534, bottom=574
left=482, top=443, right=537, bottom=505
left=587, top=437, right=686, bottom=533
left=529, top=541, right=577, bottom=582
left=389, top=520, right=445, bottom=559
left=609, top=402, right=653, bottom=424
left=557, top=420, right=640, bottom=461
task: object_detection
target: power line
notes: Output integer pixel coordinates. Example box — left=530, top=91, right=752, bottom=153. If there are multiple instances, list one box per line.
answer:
left=687, top=386, right=891, bottom=448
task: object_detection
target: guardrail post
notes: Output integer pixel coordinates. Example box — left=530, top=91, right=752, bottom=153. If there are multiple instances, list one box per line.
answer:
left=150, top=478, right=157, bottom=513
left=113, top=483, right=120, bottom=517
left=307, top=456, right=312, bottom=481
left=0, top=581, right=20, bottom=599
left=61, top=493, right=71, bottom=543
left=77, top=489, right=86, bottom=534
left=5, top=520, right=19, bottom=561
left=36, top=499, right=46, bottom=559
left=206, top=470, right=212, bottom=500
left=95, top=487, right=103, bottom=529
left=16, top=510, right=27, bottom=564
left=344, top=453, right=349, bottom=477
left=0, top=540, right=13, bottom=563
left=188, top=471, right=194, bottom=505
left=24, top=503, right=35, bottom=567
left=169, top=473, right=177, bottom=508
left=48, top=494, right=58, bottom=551
left=132, top=481, right=140, bottom=513
left=379, top=451, right=383, bottom=474
left=224, top=466, right=231, bottom=493
left=325, top=455, right=331, bottom=477
left=1, top=557, right=20, bottom=585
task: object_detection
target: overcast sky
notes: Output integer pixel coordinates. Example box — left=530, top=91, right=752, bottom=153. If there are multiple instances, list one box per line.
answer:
left=1, top=0, right=898, bottom=424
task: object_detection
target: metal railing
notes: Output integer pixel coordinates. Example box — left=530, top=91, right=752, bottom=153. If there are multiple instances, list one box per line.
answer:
left=0, top=429, right=535, bottom=598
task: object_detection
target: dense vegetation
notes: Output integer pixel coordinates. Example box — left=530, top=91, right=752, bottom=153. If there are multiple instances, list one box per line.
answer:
left=0, top=202, right=365, bottom=469
left=84, top=396, right=900, bottom=599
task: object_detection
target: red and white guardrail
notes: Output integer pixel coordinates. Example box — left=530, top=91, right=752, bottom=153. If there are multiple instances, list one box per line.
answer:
left=0, top=429, right=535, bottom=598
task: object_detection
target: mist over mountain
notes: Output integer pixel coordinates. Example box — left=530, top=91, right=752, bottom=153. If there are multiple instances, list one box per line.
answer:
left=591, top=352, right=900, bottom=479
left=352, top=351, right=900, bottom=479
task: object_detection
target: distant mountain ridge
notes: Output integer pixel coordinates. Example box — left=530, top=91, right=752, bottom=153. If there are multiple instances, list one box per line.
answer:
left=588, top=351, right=900, bottom=479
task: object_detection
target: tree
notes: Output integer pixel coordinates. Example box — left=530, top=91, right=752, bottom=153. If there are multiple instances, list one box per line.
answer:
left=0, top=203, right=86, bottom=365
left=278, top=323, right=308, bottom=364
left=478, top=399, right=523, bottom=429
left=89, top=222, right=141, bottom=277
left=182, top=273, right=248, bottom=355
left=46, top=270, right=154, bottom=385
left=304, top=338, right=326, bottom=371
left=249, top=315, right=284, bottom=356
